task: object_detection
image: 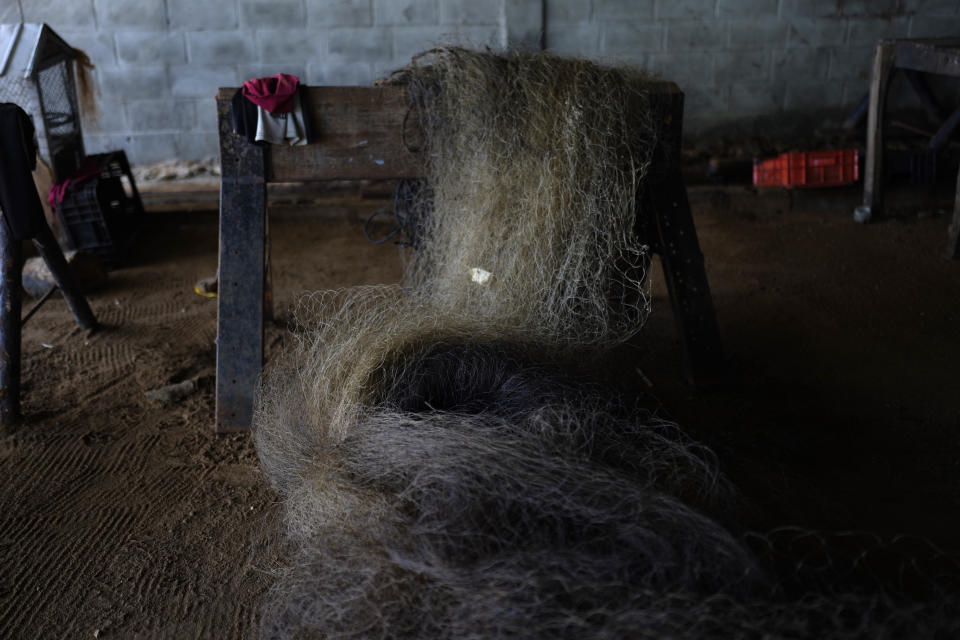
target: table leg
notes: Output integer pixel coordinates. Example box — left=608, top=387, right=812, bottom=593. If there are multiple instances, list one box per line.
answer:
left=857, top=42, right=896, bottom=223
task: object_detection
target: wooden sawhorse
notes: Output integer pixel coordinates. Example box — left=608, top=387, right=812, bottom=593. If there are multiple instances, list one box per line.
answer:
left=214, top=83, right=724, bottom=432
left=856, top=37, right=960, bottom=259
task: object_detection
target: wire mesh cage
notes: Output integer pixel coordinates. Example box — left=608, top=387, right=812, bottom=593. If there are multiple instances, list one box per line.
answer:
left=0, top=23, right=85, bottom=180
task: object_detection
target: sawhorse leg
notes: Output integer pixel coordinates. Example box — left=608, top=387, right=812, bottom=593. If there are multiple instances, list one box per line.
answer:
left=948, top=163, right=960, bottom=260
left=651, top=167, right=725, bottom=387
left=643, top=91, right=724, bottom=388
left=215, top=103, right=266, bottom=433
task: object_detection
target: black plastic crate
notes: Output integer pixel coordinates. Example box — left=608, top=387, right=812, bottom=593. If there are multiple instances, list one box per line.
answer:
left=55, top=150, right=143, bottom=268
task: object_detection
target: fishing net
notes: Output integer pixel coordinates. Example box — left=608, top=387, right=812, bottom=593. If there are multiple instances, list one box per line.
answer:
left=253, top=48, right=960, bottom=639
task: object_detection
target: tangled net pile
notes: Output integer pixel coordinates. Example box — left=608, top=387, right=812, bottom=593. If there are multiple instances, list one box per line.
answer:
left=254, top=49, right=960, bottom=638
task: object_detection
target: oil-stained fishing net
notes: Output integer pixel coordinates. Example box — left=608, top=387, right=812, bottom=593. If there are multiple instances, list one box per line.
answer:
left=253, top=48, right=960, bottom=639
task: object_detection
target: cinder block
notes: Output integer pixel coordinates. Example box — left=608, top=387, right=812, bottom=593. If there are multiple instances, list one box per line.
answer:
left=728, top=82, right=784, bottom=114
left=783, top=79, right=845, bottom=109
left=842, top=80, right=867, bottom=107
left=241, top=1, right=305, bottom=28
left=728, top=19, right=788, bottom=49
left=827, top=46, right=873, bottom=80
left=81, top=103, right=126, bottom=133
left=372, top=58, right=412, bottom=81
left=594, top=0, right=654, bottom=22
left=714, top=50, right=769, bottom=84
left=681, top=115, right=711, bottom=136
left=666, top=22, right=726, bottom=52
left=835, top=0, right=901, bottom=16
left=238, top=64, right=308, bottom=85
left=786, top=18, right=846, bottom=48
left=441, top=0, right=501, bottom=25
left=59, top=30, right=116, bottom=66
left=846, top=16, right=910, bottom=45
left=97, top=66, right=168, bottom=100
left=176, top=132, right=220, bottom=162
left=117, top=32, right=186, bottom=66
left=544, top=24, right=601, bottom=57
left=83, top=132, right=136, bottom=158
left=374, top=0, right=439, bottom=25
left=169, top=65, right=239, bottom=98
left=505, top=0, right=543, bottom=49
left=717, top=0, right=778, bottom=18
left=602, top=23, right=663, bottom=57
left=655, top=0, right=715, bottom=21
left=785, top=0, right=905, bottom=17
left=193, top=96, right=221, bottom=132
left=187, top=31, right=257, bottom=65
left=328, top=27, right=391, bottom=60
left=22, top=0, right=95, bottom=27
left=772, top=47, right=830, bottom=81
left=307, top=61, right=375, bottom=86
left=647, top=52, right=715, bottom=87
left=125, top=99, right=198, bottom=132
left=394, top=25, right=500, bottom=60
left=910, top=15, right=960, bottom=38
left=781, top=0, right=843, bottom=18
left=257, top=31, right=327, bottom=63
left=168, top=0, right=238, bottom=30
left=306, top=0, right=374, bottom=27
left=94, top=0, right=165, bottom=28
left=129, top=133, right=179, bottom=164
left=682, top=86, right=728, bottom=119
left=544, top=0, right=590, bottom=25
left=0, top=2, right=22, bottom=22
left=910, top=0, right=960, bottom=16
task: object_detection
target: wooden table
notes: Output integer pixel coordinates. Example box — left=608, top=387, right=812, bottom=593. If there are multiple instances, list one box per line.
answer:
left=856, top=37, right=960, bottom=259
left=214, top=83, right=725, bottom=432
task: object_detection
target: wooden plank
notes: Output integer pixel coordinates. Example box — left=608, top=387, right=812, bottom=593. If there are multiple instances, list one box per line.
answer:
left=216, top=82, right=682, bottom=183
left=894, top=39, right=960, bottom=76
left=215, top=94, right=266, bottom=433
left=217, top=86, right=423, bottom=181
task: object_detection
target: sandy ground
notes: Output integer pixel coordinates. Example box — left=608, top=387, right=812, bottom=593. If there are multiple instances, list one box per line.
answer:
left=0, top=187, right=958, bottom=638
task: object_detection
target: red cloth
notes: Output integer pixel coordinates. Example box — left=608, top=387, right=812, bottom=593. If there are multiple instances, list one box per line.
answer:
left=242, top=73, right=300, bottom=114
left=48, top=157, right=101, bottom=210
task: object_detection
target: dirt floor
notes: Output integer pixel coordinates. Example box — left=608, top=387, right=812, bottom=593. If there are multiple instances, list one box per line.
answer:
left=0, top=185, right=958, bottom=638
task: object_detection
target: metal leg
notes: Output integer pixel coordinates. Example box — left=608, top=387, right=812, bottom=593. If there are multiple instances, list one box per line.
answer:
left=0, top=217, right=22, bottom=427
left=857, top=42, right=896, bottom=223
left=948, top=163, right=960, bottom=260
left=31, top=224, right=97, bottom=330
left=215, top=98, right=266, bottom=433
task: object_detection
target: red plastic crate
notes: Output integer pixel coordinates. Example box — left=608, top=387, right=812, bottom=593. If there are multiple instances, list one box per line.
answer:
left=753, top=149, right=859, bottom=188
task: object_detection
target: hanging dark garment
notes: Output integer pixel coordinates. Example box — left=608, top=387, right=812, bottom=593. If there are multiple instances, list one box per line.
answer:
left=231, top=83, right=314, bottom=145
left=0, top=103, right=46, bottom=240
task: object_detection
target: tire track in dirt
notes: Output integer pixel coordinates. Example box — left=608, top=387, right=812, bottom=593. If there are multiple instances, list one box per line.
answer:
left=0, top=511, right=74, bottom=633
left=96, top=299, right=210, bottom=327
left=7, top=435, right=99, bottom=505
left=28, top=505, right=146, bottom=639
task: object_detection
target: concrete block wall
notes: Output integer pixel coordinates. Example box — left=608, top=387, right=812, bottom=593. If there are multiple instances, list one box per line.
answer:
left=2, top=0, right=958, bottom=164
left=545, top=0, right=960, bottom=135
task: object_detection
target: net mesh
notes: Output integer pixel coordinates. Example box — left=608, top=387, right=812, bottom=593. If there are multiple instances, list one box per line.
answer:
left=253, top=48, right=960, bottom=639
